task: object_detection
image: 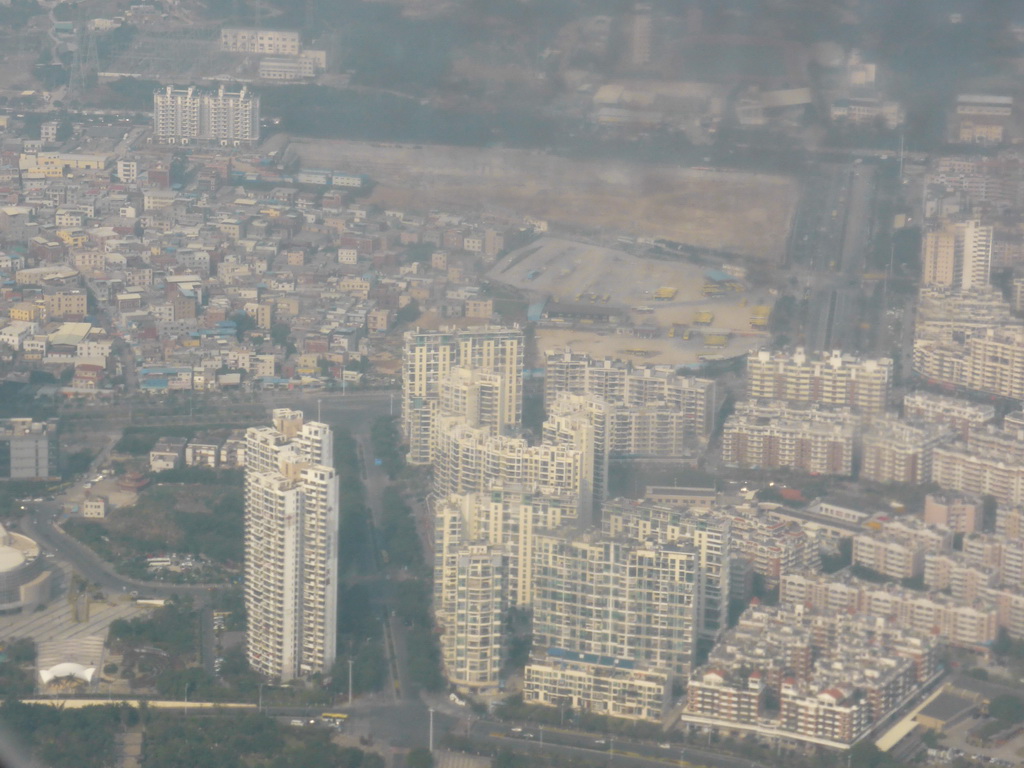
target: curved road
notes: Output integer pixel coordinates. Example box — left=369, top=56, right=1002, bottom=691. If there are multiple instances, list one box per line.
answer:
left=18, top=390, right=395, bottom=671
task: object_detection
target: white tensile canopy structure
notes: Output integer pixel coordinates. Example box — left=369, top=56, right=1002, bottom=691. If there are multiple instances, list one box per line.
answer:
left=38, top=662, right=96, bottom=686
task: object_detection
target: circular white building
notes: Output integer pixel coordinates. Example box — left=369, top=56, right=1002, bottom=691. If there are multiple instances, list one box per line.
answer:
left=0, top=523, right=52, bottom=613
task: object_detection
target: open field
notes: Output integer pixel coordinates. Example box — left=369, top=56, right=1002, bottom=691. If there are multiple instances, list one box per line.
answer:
left=266, top=135, right=798, bottom=259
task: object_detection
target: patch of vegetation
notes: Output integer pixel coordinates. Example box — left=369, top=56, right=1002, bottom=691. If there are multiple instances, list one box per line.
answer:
left=495, top=694, right=664, bottom=740
left=988, top=694, right=1024, bottom=724
left=210, top=586, right=246, bottom=632
left=396, top=299, right=421, bottom=325
left=393, top=579, right=432, bottom=628
left=262, top=86, right=492, bottom=144
left=370, top=416, right=403, bottom=479
left=114, top=429, right=164, bottom=455
left=850, top=564, right=893, bottom=584
left=607, top=461, right=716, bottom=500
left=390, top=579, right=443, bottom=693
left=114, top=426, right=243, bottom=456
left=405, top=623, right=445, bottom=694
left=335, top=428, right=370, bottom=575
left=64, top=483, right=244, bottom=579
left=0, top=0, right=43, bottom=29
left=152, top=467, right=243, bottom=486
left=0, top=637, right=35, bottom=696
left=378, top=487, right=426, bottom=576
left=142, top=709, right=385, bottom=768
left=333, top=583, right=387, bottom=696
left=0, top=701, right=133, bottom=768
left=110, top=601, right=199, bottom=658
left=64, top=449, right=95, bottom=478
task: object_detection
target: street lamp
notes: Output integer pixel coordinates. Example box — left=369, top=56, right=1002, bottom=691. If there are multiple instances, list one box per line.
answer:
left=259, top=683, right=277, bottom=713
left=348, top=658, right=353, bottom=706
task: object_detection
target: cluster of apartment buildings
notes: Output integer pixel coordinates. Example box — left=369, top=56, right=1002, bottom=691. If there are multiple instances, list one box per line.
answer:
left=912, top=149, right=1024, bottom=404
left=153, top=85, right=261, bottom=146
left=219, top=28, right=328, bottom=82
left=0, top=112, right=548, bottom=400
left=411, top=325, right=966, bottom=747
left=686, top=604, right=939, bottom=748
left=412, top=328, right=720, bottom=712
left=434, top=488, right=733, bottom=714
left=147, top=431, right=246, bottom=472
left=717, top=343, right=1024, bottom=509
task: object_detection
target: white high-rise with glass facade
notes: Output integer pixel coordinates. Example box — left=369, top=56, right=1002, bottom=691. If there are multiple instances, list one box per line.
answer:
left=244, top=409, right=338, bottom=681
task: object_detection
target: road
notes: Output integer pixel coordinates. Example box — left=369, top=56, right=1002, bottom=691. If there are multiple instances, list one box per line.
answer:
left=791, top=163, right=877, bottom=352
left=17, top=391, right=396, bottom=679
left=13, top=692, right=771, bottom=768
left=473, top=720, right=767, bottom=768
left=352, top=431, right=416, bottom=702
left=19, top=506, right=218, bottom=601
left=56, top=389, right=397, bottom=429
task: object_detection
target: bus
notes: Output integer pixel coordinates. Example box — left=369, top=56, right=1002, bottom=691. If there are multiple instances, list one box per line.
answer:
left=321, top=713, right=349, bottom=726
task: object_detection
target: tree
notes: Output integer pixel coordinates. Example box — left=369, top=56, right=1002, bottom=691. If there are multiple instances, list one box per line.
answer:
left=396, top=299, right=421, bottom=324
left=270, top=323, right=291, bottom=347
left=406, top=748, right=434, bottom=768
left=406, top=243, right=434, bottom=263
left=232, top=312, right=256, bottom=340
left=6, top=637, right=36, bottom=664
left=989, top=694, right=1024, bottom=724
left=849, top=741, right=900, bottom=768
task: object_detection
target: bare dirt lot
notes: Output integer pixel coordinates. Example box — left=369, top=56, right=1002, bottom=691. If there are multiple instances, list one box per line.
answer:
left=490, top=237, right=773, bottom=366
left=533, top=326, right=765, bottom=367
left=266, top=135, right=798, bottom=260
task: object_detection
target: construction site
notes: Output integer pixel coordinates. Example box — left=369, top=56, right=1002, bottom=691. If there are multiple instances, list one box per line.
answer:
left=264, top=135, right=799, bottom=261
left=490, top=237, right=775, bottom=367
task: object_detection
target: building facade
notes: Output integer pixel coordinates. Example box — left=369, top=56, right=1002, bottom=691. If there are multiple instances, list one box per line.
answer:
left=745, top=348, right=892, bottom=414
left=433, top=489, right=582, bottom=693
left=219, top=28, right=301, bottom=54
left=544, top=349, right=717, bottom=445
left=721, top=402, right=857, bottom=476
left=153, top=85, right=260, bottom=145
left=0, top=418, right=58, bottom=480
left=902, top=391, right=994, bottom=440
left=921, top=220, right=993, bottom=290
left=244, top=409, right=338, bottom=681
left=686, top=603, right=937, bottom=748
left=402, top=326, right=523, bottom=465
left=859, top=420, right=953, bottom=485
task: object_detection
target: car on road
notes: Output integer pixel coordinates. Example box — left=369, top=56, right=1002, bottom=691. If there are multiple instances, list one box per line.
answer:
left=659, top=743, right=671, bottom=749
left=594, top=739, right=606, bottom=745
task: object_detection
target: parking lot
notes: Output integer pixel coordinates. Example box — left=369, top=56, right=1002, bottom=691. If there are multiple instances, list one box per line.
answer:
left=494, top=237, right=773, bottom=365
left=940, top=715, right=1024, bottom=764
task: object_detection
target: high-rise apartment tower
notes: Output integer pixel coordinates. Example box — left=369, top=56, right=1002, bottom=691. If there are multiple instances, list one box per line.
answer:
left=244, top=409, right=338, bottom=681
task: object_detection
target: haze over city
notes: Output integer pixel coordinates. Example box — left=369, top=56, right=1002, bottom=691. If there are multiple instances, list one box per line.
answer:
left=0, top=1, right=1024, bottom=768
